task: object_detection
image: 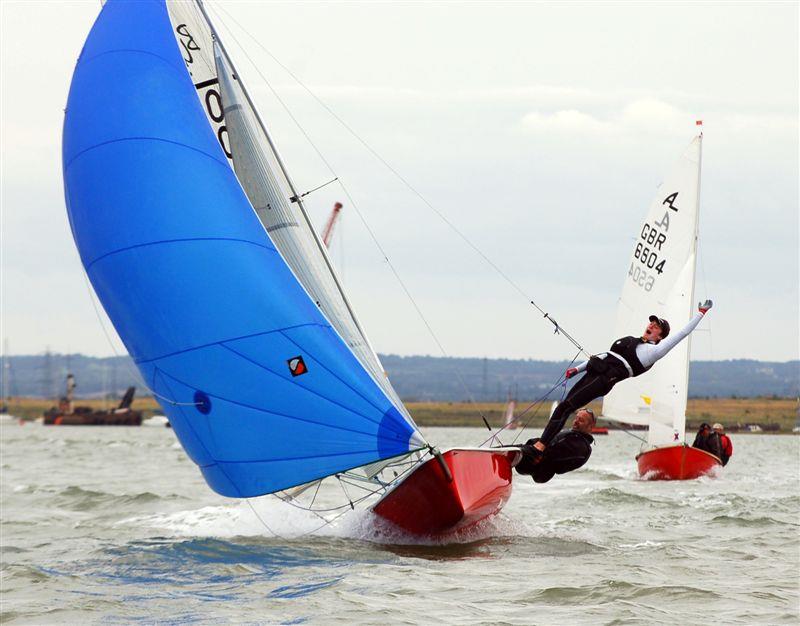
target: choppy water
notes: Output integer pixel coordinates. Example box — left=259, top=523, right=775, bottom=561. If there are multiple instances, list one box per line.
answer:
left=1, top=421, right=798, bottom=624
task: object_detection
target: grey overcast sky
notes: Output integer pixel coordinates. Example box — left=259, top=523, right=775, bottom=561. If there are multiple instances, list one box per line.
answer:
left=1, top=1, right=798, bottom=362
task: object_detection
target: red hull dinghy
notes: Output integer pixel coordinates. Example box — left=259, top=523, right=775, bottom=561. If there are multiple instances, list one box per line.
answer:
left=601, top=132, right=718, bottom=478
left=372, top=448, right=515, bottom=537
left=636, top=444, right=721, bottom=480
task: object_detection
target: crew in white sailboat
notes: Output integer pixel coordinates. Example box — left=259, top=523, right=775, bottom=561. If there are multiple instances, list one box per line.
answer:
left=519, top=299, right=714, bottom=465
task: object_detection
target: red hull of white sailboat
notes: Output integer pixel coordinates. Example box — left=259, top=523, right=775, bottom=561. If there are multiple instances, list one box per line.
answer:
left=372, top=449, right=514, bottom=537
left=636, top=444, right=721, bottom=480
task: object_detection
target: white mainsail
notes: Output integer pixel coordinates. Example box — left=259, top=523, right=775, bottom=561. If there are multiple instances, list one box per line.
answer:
left=164, top=1, right=417, bottom=427
left=601, top=134, right=703, bottom=447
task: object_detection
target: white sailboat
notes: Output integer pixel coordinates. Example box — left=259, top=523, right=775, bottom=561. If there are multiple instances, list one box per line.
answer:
left=601, top=129, right=721, bottom=479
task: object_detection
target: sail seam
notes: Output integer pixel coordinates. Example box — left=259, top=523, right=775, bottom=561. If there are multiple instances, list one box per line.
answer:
left=153, top=366, right=218, bottom=466
left=278, top=330, right=418, bottom=436
left=64, top=136, right=229, bottom=172
left=222, top=344, right=403, bottom=434
left=77, top=48, right=186, bottom=76
left=215, top=448, right=385, bottom=465
left=84, top=237, right=276, bottom=272
left=133, top=323, right=329, bottom=365
left=155, top=367, right=248, bottom=498
left=156, top=367, right=406, bottom=444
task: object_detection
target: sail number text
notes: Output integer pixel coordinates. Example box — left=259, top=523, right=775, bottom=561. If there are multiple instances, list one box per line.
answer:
left=175, top=24, right=232, bottom=160
left=627, top=192, right=679, bottom=292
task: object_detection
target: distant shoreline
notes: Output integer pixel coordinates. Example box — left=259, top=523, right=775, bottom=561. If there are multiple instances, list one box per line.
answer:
left=3, top=396, right=798, bottom=432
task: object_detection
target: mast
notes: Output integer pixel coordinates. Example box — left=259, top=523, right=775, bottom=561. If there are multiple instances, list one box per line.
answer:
left=192, top=0, right=387, bottom=371
left=679, top=128, right=703, bottom=439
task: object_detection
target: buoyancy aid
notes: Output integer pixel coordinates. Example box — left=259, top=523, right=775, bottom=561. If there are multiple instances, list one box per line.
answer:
left=609, top=336, right=653, bottom=378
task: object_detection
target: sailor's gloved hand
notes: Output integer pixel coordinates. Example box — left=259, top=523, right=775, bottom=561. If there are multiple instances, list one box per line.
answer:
left=565, top=367, right=578, bottom=379
left=698, top=299, right=713, bottom=315
left=515, top=438, right=544, bottom=476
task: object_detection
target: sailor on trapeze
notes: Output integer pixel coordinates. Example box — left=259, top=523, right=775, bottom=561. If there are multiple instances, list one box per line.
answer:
left=515, top=299, right=713, bottom=480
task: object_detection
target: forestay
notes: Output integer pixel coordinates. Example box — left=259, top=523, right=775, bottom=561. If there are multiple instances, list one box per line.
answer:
left=601, top=135, right=703, bottom=447
left=62, top=0, right=426, bottom=499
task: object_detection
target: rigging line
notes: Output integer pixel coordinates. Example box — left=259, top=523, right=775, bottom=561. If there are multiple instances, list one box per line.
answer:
left=296, top=505, right=355, bottom=537
left=613, top=427, right=648, bottom=445
left=275, top=491, right=330, bottom=525
left=513, top=351, right=579, bottom=426
left=279, top=479, right=378, bottom=514
left=509, top=371, right=571, bottom=445
left=273, top=450, right=430, bottom=515
left=244, top=497, right=283, bottom=539
left=78, top=266, right=199, bottom=407
left=207, top=5, right=490, bottom=425
left=336, top=475, right=355, bottom=510
left=477, top=375, right=563, bottom=448
left=207, top=1, right=590, bottom=358
left=254, top=484, right=364, bottom=539
left=309, top=479, right=323, bottom=508
left=479, top=350, right=580, bottom=446
left=289, top=177, right=339, bottom=203
left=336, top=476, right=387, bottom=495
left=266, top=493, right=352, bottom=538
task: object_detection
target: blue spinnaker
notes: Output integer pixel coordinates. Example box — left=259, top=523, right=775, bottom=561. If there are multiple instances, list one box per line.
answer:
left=62, top=0, right=424, bottom=497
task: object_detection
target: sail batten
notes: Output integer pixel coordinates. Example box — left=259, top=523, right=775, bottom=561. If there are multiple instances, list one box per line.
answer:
left=63, top=0, right=425, bottom=498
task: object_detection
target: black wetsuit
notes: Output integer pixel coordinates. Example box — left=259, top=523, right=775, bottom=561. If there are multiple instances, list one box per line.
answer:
left=516, top=430, right=594, bottom=483
left=540, top=353, right=632, bottom=445
left=705, top=432, right=724, bottom=460
left=693, top=430, right=723, bottom=460
left=692, top=431, right=710, bottom=451
left=540, top=313, right=706, bottom=446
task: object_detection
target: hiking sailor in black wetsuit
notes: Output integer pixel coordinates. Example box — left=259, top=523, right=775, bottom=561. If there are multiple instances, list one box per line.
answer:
left=514, top=408, right=596, bottom=483
left=518, top=299, right=713, bottom=470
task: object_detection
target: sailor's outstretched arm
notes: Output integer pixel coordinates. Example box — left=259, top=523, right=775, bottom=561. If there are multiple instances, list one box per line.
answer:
left=644, top=300, right=713, bottom=365
left=564, top=358, right=590, bottom=380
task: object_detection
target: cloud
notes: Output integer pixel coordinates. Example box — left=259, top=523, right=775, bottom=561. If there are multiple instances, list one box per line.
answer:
left=621, top=98, right=684, bottom=129
left=519, top=97, right=798, bottom=138
left=520, top=109, right=612, bottom=134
